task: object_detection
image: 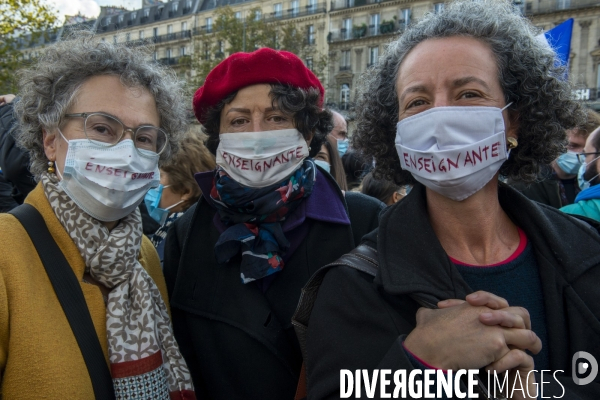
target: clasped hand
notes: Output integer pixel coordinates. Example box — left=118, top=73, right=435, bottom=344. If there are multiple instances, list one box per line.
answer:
left=404, top=291, right=540, bottom=399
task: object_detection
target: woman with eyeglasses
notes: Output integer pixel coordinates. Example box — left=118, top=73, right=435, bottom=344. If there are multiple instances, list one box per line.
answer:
left=0, top=34, right=196, bottom=399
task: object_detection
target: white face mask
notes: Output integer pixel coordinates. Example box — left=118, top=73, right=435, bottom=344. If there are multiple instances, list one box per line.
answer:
left=395, top=105, right=512, bottom=201
left=216, top=129, right=309, bottom=188
left=57, top=131, right=160, bottom=221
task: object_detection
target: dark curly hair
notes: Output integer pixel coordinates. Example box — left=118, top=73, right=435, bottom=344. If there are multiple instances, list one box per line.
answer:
left=353, top=0, right=585, bottom=185
left=202, top=84, right=332, bottom=155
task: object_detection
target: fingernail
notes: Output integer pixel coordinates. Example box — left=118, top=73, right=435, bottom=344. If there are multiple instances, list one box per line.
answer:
left=481, top=312, right=493, bottom=319
left=469, top=293, right=479, bottom=299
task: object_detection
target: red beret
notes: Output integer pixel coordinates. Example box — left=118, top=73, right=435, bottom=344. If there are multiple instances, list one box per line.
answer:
left=192, top=48, right=324, bottom=124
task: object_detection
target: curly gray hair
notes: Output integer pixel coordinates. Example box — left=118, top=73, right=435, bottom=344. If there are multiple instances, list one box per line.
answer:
left=353, top=0, right=585, bottom=185
left=14, top=31, right=188, bottom=178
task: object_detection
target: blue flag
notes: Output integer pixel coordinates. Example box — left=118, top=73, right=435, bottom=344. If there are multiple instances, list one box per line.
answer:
left=543, top=18, right=574, bottom=68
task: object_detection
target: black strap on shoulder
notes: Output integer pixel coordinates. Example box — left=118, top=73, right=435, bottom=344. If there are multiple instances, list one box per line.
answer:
left=292, top=244, right=378, bottom=369
left=10, top=204, right=115, bottom=400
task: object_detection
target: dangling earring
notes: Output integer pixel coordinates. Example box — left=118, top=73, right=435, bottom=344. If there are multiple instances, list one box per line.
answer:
left=47, top=161, right=55, bottom=174
left=506, top=137, right=518, bottom=150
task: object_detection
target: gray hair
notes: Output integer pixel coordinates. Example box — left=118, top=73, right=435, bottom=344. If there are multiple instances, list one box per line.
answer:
left=353, top=0, right=585, bottom=184
left=14, top=31, right=188, bottom=178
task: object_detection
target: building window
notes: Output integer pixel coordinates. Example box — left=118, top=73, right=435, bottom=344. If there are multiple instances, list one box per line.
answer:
left=340, top=83, right=350, bottom=109
left=340, top=49, right=351, bottom=70
left=206, top=17, right=213, bottom=32
left=369, top=46, right=378, bottom=66
left=370, top=14, right=380, bottom=35
left=235, top=11, right=242, bottom=19
left=401, top=8, right=411, bottom=29
left=557, top=0, right=570, bottom=9
left=131, top=11, right=137, bottom=20
left=291, top=0, right=299, bottom=16
left=308, top=0, right=317, bottom=13
left=105, top=16, right=112, bottom=25
left=143, top=8, right=150, bottom=17
left=153, top=51, right=157, bottom=60
left=139, top=30, right=145, bottom=39
left=434, top=3, right=445, bottom=13
left=306, top=57, right=313, bottom=70
left=345, top=0, right=355, bottom=7
left=180, top=46, right=186, bottom=56
left=307, top=25, right=315, bottom=45
left=204, top=42, right=210, bottom=60
left=182, top=21, right=187, bottom=31
left=118, top=14, right=124, bottom=23
left=342, top=18, right=352, bottom=40
left=166, top=48, right=172, bottom=59
left=274, top=3, right=283, bottom=17
left=172, top=1, right=179, bottom=12
left=126, top=32, right=131, bottom=42
left=113, top=35, right=117, bottom=44
left=167, top=24, right=173, bottom=34
left=153, top=27, right=158, bottom=37
left=255, top=10, right=262, bottom=20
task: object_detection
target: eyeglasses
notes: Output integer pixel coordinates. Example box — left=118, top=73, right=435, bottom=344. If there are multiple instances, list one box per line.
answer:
left=64, top=112, right=169, bottom=155
left=576, top=152, right=600, bottom=164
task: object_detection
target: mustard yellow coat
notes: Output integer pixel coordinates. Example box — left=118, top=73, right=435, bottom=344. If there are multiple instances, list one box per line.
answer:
left=0, top=184, right=169, bottom=399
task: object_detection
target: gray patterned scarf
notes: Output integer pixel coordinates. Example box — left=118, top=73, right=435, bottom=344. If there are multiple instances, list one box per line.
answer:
left=41, top=173, right=195, bottom=400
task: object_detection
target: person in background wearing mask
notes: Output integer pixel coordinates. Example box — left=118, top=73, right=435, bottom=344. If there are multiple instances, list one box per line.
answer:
left=314, top=134, right=348, bottom=190
left=145, top=132, right=216, bottom=263
left=509, top=107, right=600, bottom=208
left=329, top=109, right=350, bottom=157
left=305, top=1, right=600, bottom=398
left=560, top=126, right=600, bottom=222
left=162, top=48, right=382, bottom=400
left=0, top=34, right=195, bottom=399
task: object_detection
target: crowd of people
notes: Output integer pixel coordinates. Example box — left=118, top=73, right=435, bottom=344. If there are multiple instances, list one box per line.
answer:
left=0, top=0, right=599, bottom=399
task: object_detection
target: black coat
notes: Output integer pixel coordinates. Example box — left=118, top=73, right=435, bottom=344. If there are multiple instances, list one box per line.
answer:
left=0, top=101, right=35, bottom=204
left=163, top=172, right=384, bottom=400
left=307, top=183, right=600, bottom=400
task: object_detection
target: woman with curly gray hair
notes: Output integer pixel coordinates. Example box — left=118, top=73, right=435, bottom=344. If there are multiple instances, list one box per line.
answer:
left=0, top=34, right=196, bottom=399
left=304, top=1, right=600, bottom=398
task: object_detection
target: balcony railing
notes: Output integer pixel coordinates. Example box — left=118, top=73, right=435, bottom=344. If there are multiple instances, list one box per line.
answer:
left=149, top=30, right=192, bottom=43
left=157, top=56, right=191, bottom=66
left=328, top=22, right=401, bottom=42
left=524, top=0, right=600, bottom=15
left=264, top=3, right=326, bottom=21
left=192, top=6, right=326, bottom=35
left=330, top=0, right=389, bottom=11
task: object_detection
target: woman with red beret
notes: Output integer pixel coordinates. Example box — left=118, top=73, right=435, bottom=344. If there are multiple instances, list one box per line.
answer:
left=162, top=48, right=384, bottom=399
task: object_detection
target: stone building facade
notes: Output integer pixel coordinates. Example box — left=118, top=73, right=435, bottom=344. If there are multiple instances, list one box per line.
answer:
left=22, top=0, right=600, bottom=112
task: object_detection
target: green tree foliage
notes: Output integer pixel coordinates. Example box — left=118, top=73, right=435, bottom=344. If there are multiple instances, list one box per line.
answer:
left=190, top=6, right=327, bottom=92
left=0, top=0, right=59, bottom=92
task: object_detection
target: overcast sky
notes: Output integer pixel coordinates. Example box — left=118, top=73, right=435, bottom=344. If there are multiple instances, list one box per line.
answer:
left=46, top=0, right=143, bottom=20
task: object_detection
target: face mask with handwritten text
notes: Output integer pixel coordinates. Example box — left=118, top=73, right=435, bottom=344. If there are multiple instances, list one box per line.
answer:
left=216, top=129, right=309, bottom=188
left=57, top=133, right=160, bottom=221
left=395, top=105, right=512, bottom=201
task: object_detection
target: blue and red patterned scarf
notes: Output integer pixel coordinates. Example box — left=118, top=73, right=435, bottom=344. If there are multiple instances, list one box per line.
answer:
left=210, top=159, right=316, bottom=283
